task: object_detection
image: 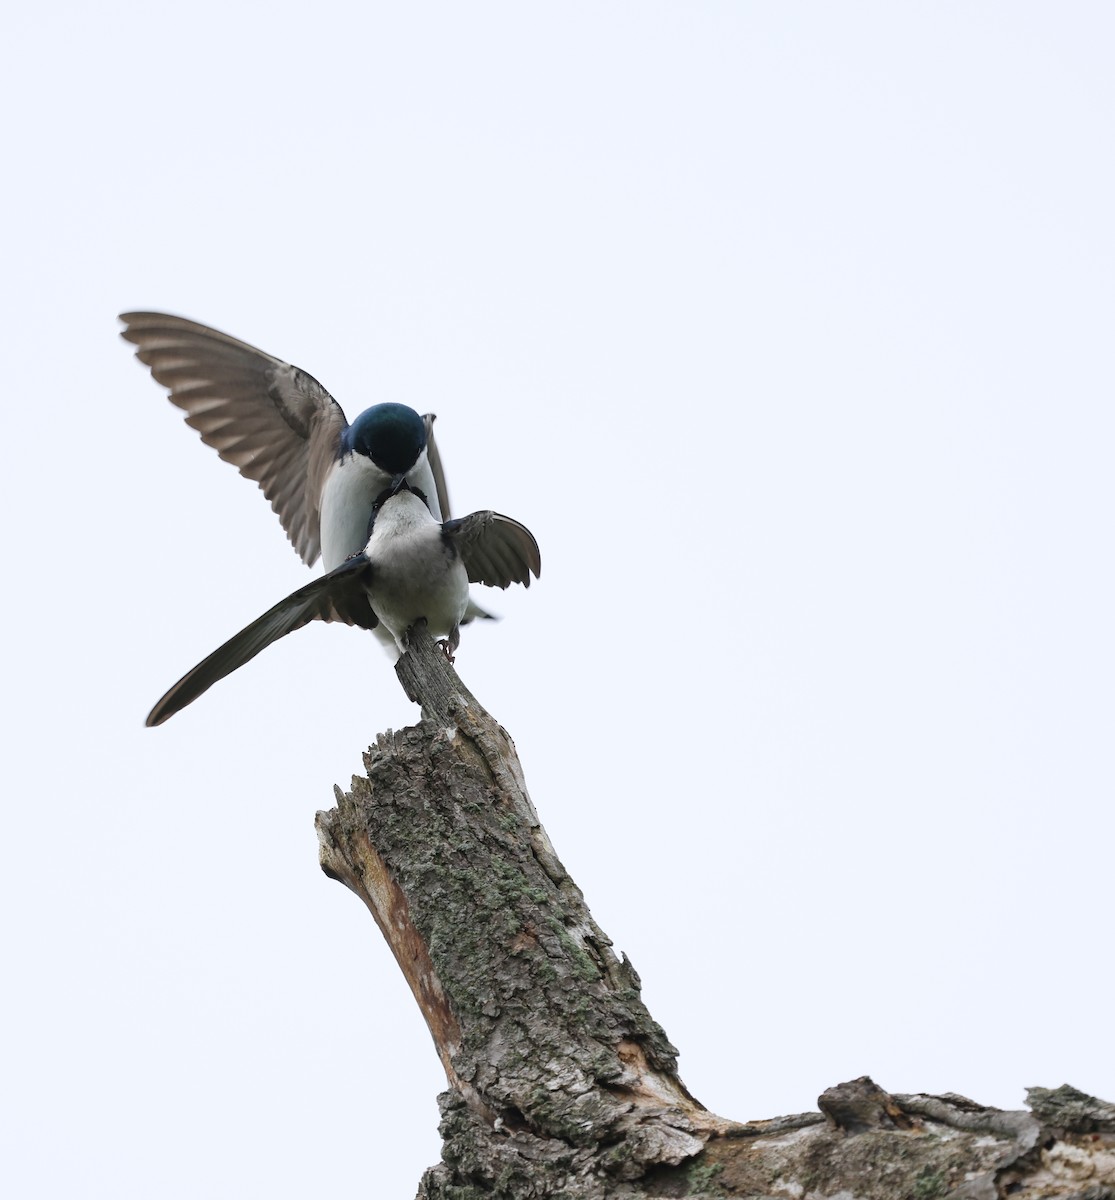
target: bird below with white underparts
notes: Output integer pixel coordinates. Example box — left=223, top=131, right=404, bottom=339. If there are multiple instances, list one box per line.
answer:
left=145, top=477, right=541, bottom=726
left=119, top=311, right=501, bottom=645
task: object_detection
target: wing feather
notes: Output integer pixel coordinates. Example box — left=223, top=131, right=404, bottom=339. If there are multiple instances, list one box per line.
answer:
left=146, top=556, right=377, bottom=726
left=443, top=512, right=541, bottom=589
left=422, top=413, right=453, bottom=521
left=121, top=312, right=348, bottom=566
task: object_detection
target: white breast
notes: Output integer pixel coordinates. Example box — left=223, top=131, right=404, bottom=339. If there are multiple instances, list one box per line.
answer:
left=363, top=493, right=469, bottom=651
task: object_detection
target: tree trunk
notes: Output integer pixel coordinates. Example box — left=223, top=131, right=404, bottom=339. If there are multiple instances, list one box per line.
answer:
left=315, top=626, right=1115, bottom=1199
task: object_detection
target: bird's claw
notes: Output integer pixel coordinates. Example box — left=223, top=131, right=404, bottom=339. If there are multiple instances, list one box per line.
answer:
left=435, top=638, right=456, bottom=663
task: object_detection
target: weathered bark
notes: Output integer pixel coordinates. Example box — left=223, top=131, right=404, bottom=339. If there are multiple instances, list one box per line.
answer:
left=315, top=627, right=1115, bottom=1198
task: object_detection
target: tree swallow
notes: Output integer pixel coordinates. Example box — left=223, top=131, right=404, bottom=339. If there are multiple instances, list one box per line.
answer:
left=145, top=481, right=541, bottom=726
left=120, top=311, right=496, bottom=630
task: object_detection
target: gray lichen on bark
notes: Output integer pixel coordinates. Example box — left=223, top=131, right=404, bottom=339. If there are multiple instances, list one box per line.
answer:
left=315, top=628, right=1115, bottom=1198
left=317, top=628, right=722, bottom=1180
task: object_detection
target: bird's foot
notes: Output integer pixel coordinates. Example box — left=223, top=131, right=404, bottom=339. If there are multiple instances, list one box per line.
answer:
left=436, top=624, right=461, bottom=664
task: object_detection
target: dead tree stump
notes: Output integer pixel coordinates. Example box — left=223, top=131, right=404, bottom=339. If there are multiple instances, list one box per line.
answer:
left=315, top=627, right=1115, bottom=1199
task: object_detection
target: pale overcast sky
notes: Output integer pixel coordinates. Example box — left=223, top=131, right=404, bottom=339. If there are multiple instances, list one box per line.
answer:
left=3, top=4, right=1113, bottom=1197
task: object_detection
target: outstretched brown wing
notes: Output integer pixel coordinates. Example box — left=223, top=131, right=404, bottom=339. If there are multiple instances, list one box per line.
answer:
left=121, top=312, right=348, bottom=566
left=443, top=512, right=541, bottom=589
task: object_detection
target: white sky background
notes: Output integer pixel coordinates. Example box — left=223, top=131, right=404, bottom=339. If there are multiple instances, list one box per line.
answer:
left=3, top=3, right=1113, bottom=1196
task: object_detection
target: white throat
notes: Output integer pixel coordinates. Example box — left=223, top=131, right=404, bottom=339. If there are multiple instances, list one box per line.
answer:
left=319, top=447, right=438, bottom=570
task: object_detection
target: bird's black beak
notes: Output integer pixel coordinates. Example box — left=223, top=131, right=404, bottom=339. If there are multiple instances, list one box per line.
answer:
left=390, top=474, right=411, bottom=496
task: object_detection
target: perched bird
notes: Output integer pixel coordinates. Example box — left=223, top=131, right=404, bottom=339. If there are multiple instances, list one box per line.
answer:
left=146, top=480, right=541, bottom=726
left=119, top=311, right=459, bottom=568
left=119, top=311, right=459, bottom=567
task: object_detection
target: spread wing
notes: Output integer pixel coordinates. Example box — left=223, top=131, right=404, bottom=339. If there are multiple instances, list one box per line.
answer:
left=443, top=512, right=541, bottom=589
left=120, top=312, right=348, bottom=566
left=147, top=556, right=377, bottom=726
